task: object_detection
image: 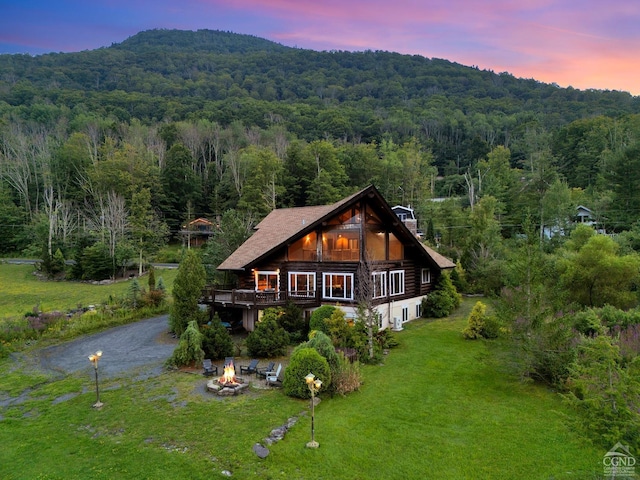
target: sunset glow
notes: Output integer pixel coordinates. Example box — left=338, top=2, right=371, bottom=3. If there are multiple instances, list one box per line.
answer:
left=0, top=0, right=638, bottom=94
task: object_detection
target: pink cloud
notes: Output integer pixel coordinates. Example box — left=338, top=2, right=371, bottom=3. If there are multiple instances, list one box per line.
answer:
left=212, top=0, right=639, bottom=94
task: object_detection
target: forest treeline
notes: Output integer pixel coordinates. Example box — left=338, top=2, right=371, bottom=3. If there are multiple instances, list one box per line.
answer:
left=0, top=28, right=640, bottom=273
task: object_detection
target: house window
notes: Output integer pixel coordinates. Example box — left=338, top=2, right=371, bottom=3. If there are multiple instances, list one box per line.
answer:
left=288, top=232, right=317, bottom=261
left=322, top=273, right=354, bottom=300
left=416, top=302, right=422, bottom=318
left=388, top=233, right=403, bottom=260
left=255, top=271, right=279, bottom=291
left=289, top=272, right=316, bottom=297
left=402, top=305, right=409, bottom=322
left=421, top=268, right=431, bottom=284
left=365, top=227, right=386, bottom=261
left=372, top=271, right=387, bottom=299
left=389, top=270, right=405, bottom=296
left=322, top=227, right=360, bottom=262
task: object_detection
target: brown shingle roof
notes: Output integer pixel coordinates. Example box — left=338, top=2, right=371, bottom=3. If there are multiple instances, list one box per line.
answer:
left=189, top=217, right=213, bottom=226
left=218, top=188, right=368, bottom=271
left=217, top=185, right=455, bottom=272
left=217, top=205, right=332, bottom=270
left=421, top=243, right=456, bottom=269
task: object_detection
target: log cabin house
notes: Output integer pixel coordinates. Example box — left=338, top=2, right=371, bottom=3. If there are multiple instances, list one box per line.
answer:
left=202, top=185, right=454, bottom=331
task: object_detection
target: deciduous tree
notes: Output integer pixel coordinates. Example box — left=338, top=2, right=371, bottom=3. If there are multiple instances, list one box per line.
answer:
left=558, top=227, right=640, bottom=308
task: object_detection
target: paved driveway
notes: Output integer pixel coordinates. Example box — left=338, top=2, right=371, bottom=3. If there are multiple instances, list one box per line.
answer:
left=37, top=315, right=178, bottom=379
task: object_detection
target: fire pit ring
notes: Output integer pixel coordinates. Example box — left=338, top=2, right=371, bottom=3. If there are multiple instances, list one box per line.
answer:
left=206, top=361, right=250, bottom=396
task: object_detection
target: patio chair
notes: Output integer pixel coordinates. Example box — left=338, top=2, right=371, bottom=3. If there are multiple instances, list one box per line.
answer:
left=224, top=357, right=234, bottom=367
left=265, top=363, right=282, bottom=386
left=240, top=359, right=259, bottom=376
left=256, top=361, right=275, bottom=379
left=202, top=359, right=218, bottom=377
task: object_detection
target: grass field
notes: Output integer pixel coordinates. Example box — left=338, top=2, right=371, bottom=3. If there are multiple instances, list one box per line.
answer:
left=0, top=263, right=178, bottom=319
left=0, top=298, right=604, bottom=479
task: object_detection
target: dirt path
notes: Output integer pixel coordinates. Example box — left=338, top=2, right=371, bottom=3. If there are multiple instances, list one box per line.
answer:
left=36, top=315, right=178, bottom=379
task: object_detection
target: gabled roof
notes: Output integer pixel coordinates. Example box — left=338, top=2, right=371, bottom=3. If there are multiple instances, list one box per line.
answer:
left=576, top=205, right=593, bottom=215
left=420, top=243, right=456, bottom=269
left=218, top=188, right=364, bottom=271
left=189, top=217, right=213, bottom=226
left=218, top=205, right=331, bottom=270
left=218, top=185, right=454, bottom=271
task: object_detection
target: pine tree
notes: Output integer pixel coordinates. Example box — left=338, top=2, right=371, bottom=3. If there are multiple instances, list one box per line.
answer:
left=170, top=249, right=206, bottom=335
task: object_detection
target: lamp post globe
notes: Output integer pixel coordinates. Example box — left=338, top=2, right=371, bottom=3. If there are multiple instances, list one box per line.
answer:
left=88, top=350, right=103, bottom=408
left=305, top=372, right=322, bottom=448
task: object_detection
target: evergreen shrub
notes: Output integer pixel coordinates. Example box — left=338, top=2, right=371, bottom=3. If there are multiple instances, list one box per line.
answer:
left=167, top=320, right=204, bottom=367
left=278, top=301, right=308, bottom=344
left=81, top=242, right=112, bottom=280
left=246, top=308, right=289, bottom=357
left=170, top=249, right=206, bottom=336
left=375, top=328, right=400, bottom=349
left=282, top=347, right=330, bottom=399
left=563, top=335, right=640, bottom=448
left=309, top=305, right=335, bottom=334
left=422, top=273, right=462, bottom=318
left=301, top=331, right=340, bottom=392
left=325, top=308, right=355, bottom=348
left=201, top=313, right=234, bottom=360
left=463, top=301, right=501, bottom=339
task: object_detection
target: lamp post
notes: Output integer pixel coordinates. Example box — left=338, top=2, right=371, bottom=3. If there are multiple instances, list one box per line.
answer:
left=305, top=372, right=322, bottom=448
left=88, top=351, right=103, bottom=408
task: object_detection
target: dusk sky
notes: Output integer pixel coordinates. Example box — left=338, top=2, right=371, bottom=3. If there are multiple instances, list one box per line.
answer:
left=1, top=0, right=638, bottom=95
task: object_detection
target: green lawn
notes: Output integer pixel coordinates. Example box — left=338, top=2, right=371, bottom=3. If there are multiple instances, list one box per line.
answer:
left=0, top=263, right=177, bottom=319
left=0, top=299, right=603, bottom=479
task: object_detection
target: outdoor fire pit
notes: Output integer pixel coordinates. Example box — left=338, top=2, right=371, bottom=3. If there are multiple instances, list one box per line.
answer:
left=206, top=361, right=250, bottom=396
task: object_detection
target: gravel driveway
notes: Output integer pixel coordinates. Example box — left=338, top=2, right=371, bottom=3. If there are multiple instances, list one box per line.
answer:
left=37, top=315, right=178, bottom=379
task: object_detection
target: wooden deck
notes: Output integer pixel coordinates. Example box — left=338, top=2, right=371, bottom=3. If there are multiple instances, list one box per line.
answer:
left=201, top=288, right=320, bottom=309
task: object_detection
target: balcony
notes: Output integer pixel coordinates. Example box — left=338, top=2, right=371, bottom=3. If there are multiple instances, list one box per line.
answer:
left=201, top=287, right=319, bottom=309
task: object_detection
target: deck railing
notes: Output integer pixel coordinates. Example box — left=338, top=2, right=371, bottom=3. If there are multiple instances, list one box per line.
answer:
left=201, top=287, right=318, bottom=307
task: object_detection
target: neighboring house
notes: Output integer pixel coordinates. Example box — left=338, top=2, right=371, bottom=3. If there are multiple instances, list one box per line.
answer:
left=543, top=205, right=603, bottom=239
left=180, top=217, right=215, bottom=248
left=202, top=185, right=454, bottom=331
left=575, top=205, right=596, bottom=226
left=391, top=205, right=419, bottom=238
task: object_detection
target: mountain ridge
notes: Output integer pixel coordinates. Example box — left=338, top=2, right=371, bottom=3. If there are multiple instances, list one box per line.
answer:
left=0, top=28, right=637, bottom=143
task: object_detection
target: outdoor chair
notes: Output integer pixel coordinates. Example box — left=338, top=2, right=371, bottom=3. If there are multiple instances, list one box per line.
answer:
left=240, top=359, right=259, bottom=376
left=265, top=363, right=282, bottom=386
left=256, top=361, right=275, bottom=379
left=224, top=357, right=234, bottom=367
left=202, top=359, right=218, bottom=377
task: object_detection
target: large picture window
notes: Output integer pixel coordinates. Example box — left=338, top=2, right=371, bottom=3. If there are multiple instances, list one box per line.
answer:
left=289, top=272, right=316, bottom=297
left=365, top=227, right=386, bottom=261
left=372, top=271, right=387, bottom=299
left=322, top=273, right=354, bottom=300
left=388, top=233, right=403, bottom=260
left=389, top=270, right=405, bottom=296
left=322, top=228, right=360, bottom=262
left=288, top=232, right=317, bottom=261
